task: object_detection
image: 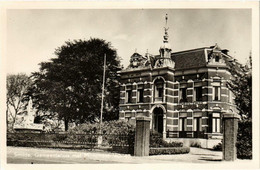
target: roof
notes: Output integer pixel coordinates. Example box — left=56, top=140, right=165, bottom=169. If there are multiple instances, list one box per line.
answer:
left=125, top=44, right=234, bottom=70
left=171, top=48, right=207, bottom=70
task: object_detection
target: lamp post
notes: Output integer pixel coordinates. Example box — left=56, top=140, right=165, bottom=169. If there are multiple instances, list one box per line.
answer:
left=98, top=54, right=106, bottom=147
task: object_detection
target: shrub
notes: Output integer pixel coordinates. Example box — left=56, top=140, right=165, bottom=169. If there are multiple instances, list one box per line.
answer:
left=68, top=120, right=135, bottom=135
left=190, top=141, right=202, bottom=148
left=213, top=142, right=222, bottom=151
left=150, top=131, right=164, bottom=147
left=7, top=120, right=136, bottom=150
left=149, top=147, right=190, bottom=155
left=237, top=120, right=252, bottom=159
left=67, top=120, right=135, bottom=148
left=150, top=131, right=183, bottom=148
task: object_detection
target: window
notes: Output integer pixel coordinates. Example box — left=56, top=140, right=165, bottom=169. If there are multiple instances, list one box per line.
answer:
left=212, top=113, right=221, bottom=133
left=194, top=87, right=203, bottom=101
left=179, top=88, right=187, bottom=102
left=193, top=117, right=201, bottom=131
left=154, top=78, right=164, bottom=102
left=213, top=86, right=220, bottom=101
left=215, top=55, right=220, bottom=62
left=212, top=118, right=221, bottom=133
left=137, top=88, right=144, bottom=103
left=126, top=90, right=132, bottom=103
left=126, top=117, right=131, bottom=122
left=158, top=87, right=163, bottom=97
left=179, top=118, right=186, bottom=131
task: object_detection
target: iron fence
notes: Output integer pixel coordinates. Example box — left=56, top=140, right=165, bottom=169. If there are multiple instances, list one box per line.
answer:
left=7, top=131, right=135, bottom=151
left=166, top=130, right=208, bottom=139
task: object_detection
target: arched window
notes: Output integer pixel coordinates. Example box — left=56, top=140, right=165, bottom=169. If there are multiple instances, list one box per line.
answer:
left=154, top=78, right=164, bottom=102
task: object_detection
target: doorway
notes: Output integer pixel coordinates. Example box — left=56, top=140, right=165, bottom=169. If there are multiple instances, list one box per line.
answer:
left=152, top=107, right=164, bottom=134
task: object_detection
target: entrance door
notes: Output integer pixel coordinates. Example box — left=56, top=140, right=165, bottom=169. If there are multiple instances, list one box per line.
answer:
left=194, top=117, right=202, bottom=138
left=153, top=107, right=164, bottom=134
left=179, top=118, right=187, bottom=138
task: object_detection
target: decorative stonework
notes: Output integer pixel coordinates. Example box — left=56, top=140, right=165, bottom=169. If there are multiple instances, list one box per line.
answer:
left=118, top=14, right=238, bottom=141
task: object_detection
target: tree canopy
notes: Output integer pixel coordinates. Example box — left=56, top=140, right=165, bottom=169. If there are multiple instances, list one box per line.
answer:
left=31, top=38, right=122, bottom=131
left=6, top=73, right=32, bottom=131
left=225, top=54, right=252, bottom=159
left=225, top=54, right=252, bottom=121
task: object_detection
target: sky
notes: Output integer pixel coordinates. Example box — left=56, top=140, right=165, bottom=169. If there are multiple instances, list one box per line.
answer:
left=6, top=9, right=251, bottom=75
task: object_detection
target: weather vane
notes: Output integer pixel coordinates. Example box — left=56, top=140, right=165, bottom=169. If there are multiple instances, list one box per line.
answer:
left=163, top=14, right=169, bottom=41
left=164, top=14, right=169, bottom=34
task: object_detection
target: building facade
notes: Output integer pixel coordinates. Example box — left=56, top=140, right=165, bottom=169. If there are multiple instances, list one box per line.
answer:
left=118, top=15, right=238, bottom=139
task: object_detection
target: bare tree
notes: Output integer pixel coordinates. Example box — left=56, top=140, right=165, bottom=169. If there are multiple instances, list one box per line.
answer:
left=6, top=73, right=32, bottom=131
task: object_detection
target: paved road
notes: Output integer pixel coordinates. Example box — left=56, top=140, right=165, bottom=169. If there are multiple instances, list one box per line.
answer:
left=7, top=146, right=223, bottom=164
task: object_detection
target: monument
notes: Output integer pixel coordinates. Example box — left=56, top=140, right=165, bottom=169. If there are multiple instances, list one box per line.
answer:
left=13, top=97, right=44, bottom=133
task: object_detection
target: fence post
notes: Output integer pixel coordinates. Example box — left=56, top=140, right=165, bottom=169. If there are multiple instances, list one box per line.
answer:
left=222, top=113, right=239, bottom=161
left=134, top=116, right=151, bottom=156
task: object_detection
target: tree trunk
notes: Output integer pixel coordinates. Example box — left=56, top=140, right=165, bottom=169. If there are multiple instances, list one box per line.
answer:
left=11, top=110, right=18, bottom=132
left=64, top=118, right=69, bottom=131
left=6, top=104, right=9, bottom=130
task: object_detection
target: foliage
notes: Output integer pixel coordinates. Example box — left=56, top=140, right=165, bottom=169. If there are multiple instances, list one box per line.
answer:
left=190, top=141, right=202, bottom=148
left=7, top=120, right=135, bottom=151
left=150, top=131, right=183, bottom=148
left=68, top=120, right=135, bottom=147
left=149, top=147, right=190, bottom=155
left=237, top=120, right=252, bottom=159
left=224, top=54, right=252, bottom=159
left=6, top=74, right=32, bottom=131
left=225, top=54, right=252, bottom=121
left=212, top=142, right=222, bottom=151
left=31, top=38, right=122, bottom=131
left=68, top=120, right=135, bottom=134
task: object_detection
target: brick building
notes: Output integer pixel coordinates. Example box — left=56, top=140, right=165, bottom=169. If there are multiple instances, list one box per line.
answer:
left=118, top=15, right=238, bottom=140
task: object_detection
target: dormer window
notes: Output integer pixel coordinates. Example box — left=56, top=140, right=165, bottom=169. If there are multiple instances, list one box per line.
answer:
left=215, top=55, right=220, bottom=62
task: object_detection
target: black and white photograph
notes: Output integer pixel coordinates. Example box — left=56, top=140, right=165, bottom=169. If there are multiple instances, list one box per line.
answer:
left=0, top=1, right=259, bottom=169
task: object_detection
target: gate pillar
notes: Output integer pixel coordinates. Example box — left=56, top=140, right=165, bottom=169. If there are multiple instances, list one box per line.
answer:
left=222, top=113, right=239, bottom=161
left=134, top=116, right=151, bottom=156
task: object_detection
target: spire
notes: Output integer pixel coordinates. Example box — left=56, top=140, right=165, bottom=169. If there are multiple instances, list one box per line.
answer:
left=163, top=14, right=169, bottom=43
left=156, top=13, right=175, bottom=68
left=159, top=13, right=172, bottom=58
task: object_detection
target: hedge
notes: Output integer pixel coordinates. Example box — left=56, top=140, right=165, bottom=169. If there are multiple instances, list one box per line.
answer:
left=150, top=131, right=183, bottom=148
left=237, top=120, right=252, bottom=159
left=212, top=142, right=222, bottom=151
left=68, top=120, right=135, bottom=135
left=149, top=147, right=190, bottom=155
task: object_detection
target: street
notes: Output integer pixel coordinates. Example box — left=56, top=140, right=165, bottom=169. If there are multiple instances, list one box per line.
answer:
left=7, top=146, right=224, bottom=164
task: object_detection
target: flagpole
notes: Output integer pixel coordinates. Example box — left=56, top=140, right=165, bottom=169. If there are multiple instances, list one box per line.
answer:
left=100, top=53, right=106, bottom=134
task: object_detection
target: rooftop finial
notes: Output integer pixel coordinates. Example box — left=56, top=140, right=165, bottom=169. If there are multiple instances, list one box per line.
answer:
left=135, top=48, right=137, bottom=53
left=165, top=13, right=168, bottom=27
left=163, top=14, right=169, bottom=42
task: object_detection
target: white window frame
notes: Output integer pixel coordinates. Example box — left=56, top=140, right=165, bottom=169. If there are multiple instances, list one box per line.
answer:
left=137, top=88, right=144, bottom=103
left=126, top=89, right=132, bottom=103
left=212, top=113, right=221, bottom=133
left=213, top=86, right=221, bottom=101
